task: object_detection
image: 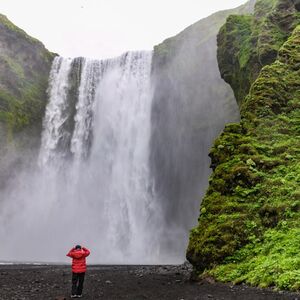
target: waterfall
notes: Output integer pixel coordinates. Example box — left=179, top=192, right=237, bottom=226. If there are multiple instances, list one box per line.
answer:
left=0, top=52, right=175, bottom=264
left=70, top=59, right=101, bottom=161
left=0, top=44, right=239, bottom=264
left=38, top=57, right=73, bottom=166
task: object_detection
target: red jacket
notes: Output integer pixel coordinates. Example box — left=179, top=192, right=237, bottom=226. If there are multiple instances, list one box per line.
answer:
left=67, top=247, right=90, bottom=273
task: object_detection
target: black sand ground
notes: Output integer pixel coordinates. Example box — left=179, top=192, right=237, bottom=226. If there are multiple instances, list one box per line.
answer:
left=0, top=264, right=299, bottom=300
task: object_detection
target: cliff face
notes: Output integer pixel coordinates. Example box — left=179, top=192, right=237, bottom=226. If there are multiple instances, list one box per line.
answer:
left=187, top=0, right=300, bottom=291
left=149, top=1, right=255, bottom=254
left=0, top=14, right=54, bottom=135
left=0, top=14, right=54, bottom=188
left=217, top=0, right=300, bottom=105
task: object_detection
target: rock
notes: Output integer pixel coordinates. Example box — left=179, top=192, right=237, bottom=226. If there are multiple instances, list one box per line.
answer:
left=0, top=13, right=55, bottom=186
left=292, top=0, right=300, bottom=11
left=201, top=276, right=216, bottom=285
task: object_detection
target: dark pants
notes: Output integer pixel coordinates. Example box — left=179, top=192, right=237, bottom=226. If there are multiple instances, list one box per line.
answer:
left=71, top=272, right=85, bottom=296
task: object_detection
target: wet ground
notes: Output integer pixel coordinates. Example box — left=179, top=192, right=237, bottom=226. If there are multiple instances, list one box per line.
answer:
left=0, top=264, right=299, bottom=300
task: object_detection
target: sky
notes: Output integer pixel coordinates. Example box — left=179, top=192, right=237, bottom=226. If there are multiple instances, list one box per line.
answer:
left=0, top=0, right=247, bottom=59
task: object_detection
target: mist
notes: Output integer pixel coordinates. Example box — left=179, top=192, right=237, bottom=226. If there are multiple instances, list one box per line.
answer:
left=0, top=3, right=251, bottom=264
left=0, top=53, right=174, bottom=264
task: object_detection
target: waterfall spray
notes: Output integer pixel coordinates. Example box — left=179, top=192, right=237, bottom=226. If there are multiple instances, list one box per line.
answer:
left=0, top=52, right=179, bottom=264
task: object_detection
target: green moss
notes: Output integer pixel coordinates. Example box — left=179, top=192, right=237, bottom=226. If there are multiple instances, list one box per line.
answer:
left=0, top=55, right=25, bottom=79
left=0, top=74, right=50, bottom=132
left=210, top=228, right=300, bottom=290
left=187, top=20, right=300, bottom=291
left=0, top=14, right=55, bottom=139
left=0, top=14, right=41, bottom=45
left=153, top=0, right=255, bottom=68
left=217, top=0, right=300, bottom=105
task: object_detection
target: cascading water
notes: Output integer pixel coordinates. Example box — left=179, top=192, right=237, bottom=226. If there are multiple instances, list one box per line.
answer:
left=0, top=37, right=239, bottom=264
left=38, top=57, right=74, bottom=166
left=0, top=51, right=173, bottom=264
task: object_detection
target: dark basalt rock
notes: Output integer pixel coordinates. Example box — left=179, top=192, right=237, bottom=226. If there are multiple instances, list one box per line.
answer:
left=292, top=0, right=300, bottom=11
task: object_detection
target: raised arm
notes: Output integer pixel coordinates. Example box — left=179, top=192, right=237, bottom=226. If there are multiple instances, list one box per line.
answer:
left=66, top=248, right=75, bottom=258
left=82, top=247, right=90, bottom=257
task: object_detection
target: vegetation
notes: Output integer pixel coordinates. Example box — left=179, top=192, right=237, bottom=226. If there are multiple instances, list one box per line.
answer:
left=217, top=0, right=300, bottom=105
left=153, top=0, right=256, bottom=67
left=0, top=14, right=55, bottom=144
left=0, top=14, right=40, bottom=45
left=187, top=0, right=300, bottom=291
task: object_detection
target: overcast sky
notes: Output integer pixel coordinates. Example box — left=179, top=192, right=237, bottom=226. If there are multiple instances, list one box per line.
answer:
left=0, top=0, right=247, bottom=59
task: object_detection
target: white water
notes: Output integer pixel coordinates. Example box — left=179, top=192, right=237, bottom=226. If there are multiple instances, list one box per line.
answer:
left=0, top=52, right=178, bottom=264
left=39, top=57, right=73, bottom=166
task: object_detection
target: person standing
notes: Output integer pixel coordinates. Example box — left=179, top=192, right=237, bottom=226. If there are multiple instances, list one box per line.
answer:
left=66, top=245, right=90, bottom=298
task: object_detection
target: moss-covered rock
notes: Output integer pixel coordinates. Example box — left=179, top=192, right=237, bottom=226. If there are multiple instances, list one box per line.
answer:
left=217, top=0, right=300, bottom=105
left=0, top=14, right=55, bottom=145
left=150, top=0, right=255, bottom=231
left=187, top=3, right=300, bottom=291
left=0, top=14, right=55, bottom=188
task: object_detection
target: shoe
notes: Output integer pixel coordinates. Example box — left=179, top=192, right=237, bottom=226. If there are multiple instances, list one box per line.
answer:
left=71, top=295, right=77, bottom=298
left=77, top=296, right=82, bottom=298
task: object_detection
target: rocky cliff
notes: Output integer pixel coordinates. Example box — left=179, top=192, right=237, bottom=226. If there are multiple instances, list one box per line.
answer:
left=0, top=14, right=54, bottom=188
left=187, top=0, right=300, bottom=291
left=149, top=1, right=255, bottom=254
left=217, top=0, right=300, bottom=105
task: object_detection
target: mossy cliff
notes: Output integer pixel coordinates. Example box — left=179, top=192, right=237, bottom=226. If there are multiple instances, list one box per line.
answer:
left=0, top=14, right=55, bottom=188
left=0, top=14, right=55, bottom=147
left=187, top=0, right=300, bottom=291
left=217, top=0, right=300, bottom=105
left=149, top=1, right=255, bottom=248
